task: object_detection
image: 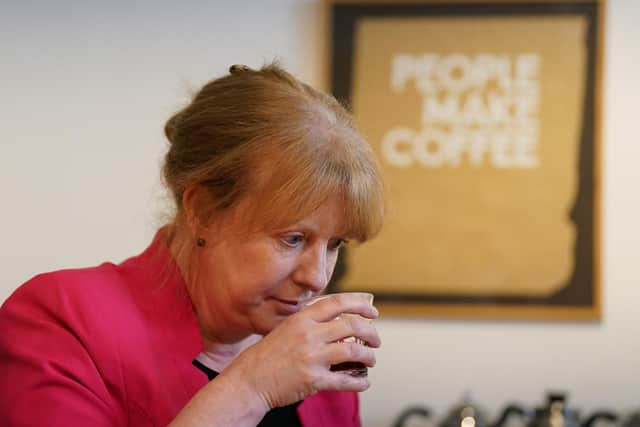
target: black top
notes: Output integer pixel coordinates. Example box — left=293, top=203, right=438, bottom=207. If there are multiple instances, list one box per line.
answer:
left=192, top=359, right=303, bottom=427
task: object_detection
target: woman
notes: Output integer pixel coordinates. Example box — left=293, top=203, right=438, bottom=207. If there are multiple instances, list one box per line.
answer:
left=0, top=63, right=384, bottom=426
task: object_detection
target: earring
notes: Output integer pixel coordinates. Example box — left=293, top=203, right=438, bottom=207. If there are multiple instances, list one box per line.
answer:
left=196, top=237, right=206, bottom=247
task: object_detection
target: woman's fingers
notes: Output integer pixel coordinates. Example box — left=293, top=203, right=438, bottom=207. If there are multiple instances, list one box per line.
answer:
left=286, top=340, right=376, bottom=395
left=319, top=315, right=381, bottom=348
left=322, top=341, right=377, bottom=368
left=312, top=370, right=372, bottom=393
left=305, top=293, right=378, bottom=323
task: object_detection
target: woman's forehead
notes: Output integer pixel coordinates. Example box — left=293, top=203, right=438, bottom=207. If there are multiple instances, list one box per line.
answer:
left=234, top=191, right=352, bottom=237
left=280, top=197, right=351, bottom=235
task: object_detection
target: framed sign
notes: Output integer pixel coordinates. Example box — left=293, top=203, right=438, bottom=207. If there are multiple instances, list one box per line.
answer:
left=327, top=0, right=605, bottom=320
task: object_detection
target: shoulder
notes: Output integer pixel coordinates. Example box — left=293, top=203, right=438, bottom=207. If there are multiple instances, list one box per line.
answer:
left=4, top=263, right=124, bottom=308
left=0, top=262, right=141, bottom=360
left=1, top=263, right=139, bottom=331
left=0, top=235, right=195, bottom=425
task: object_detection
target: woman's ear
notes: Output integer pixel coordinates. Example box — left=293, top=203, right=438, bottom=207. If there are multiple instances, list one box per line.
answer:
left=181, top=185, right=212, bottom=236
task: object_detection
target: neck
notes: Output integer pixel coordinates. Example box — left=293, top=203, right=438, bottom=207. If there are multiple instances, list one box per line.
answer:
left=198, top=334, right=262, bottom=372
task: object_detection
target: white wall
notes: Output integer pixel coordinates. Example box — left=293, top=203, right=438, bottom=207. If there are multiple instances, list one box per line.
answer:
left=2, top=1, right=638, bottom=426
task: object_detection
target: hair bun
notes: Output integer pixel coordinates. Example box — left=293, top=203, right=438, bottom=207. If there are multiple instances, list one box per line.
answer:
left=229, top=64, right=252, bottom=74
left=164, top=113, right=180, bottom=144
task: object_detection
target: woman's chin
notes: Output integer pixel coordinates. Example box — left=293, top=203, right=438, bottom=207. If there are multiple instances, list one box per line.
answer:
left=255, top=314, right=288, bottom=335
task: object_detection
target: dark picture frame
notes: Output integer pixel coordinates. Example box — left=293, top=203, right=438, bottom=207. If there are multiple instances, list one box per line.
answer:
left=327, top=0, right=605, bottom=320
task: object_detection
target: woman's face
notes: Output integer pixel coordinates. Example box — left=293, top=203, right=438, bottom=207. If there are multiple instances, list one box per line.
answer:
left=189, top=195, right=349, bottom=343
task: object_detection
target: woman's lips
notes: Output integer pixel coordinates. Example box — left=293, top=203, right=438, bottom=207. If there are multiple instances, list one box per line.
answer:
left=272, top=297, right=302, bottom=315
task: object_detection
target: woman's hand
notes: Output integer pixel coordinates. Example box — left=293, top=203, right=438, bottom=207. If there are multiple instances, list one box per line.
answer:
left=220, top=293, right=380, bottom=410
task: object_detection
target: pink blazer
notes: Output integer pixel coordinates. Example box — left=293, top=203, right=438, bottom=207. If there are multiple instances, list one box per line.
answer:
left=0, top=233, right=361, bottom=426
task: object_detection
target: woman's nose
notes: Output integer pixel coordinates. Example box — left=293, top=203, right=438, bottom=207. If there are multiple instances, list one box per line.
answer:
left=292, top=246, right=328, bottom=292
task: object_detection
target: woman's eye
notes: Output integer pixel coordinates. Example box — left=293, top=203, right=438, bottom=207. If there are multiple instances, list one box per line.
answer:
left=281, top=234, right=305, bottom=247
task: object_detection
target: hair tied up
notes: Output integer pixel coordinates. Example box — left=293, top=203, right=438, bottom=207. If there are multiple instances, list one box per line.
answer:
left=164, top=112, right=181, bottom=144
left=229, top=64, right=252, bottom=74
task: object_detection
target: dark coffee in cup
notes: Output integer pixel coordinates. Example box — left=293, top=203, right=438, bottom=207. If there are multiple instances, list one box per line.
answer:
left=330, top=362, right=368, bottom=377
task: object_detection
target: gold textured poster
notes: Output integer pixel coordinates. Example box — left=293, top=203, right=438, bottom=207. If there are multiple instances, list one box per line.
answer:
left=328, top=1, right=604, bottom=320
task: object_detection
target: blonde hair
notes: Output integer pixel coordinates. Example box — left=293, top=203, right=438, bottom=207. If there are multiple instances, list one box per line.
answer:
left=163, top=62, right=383, bottom=241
